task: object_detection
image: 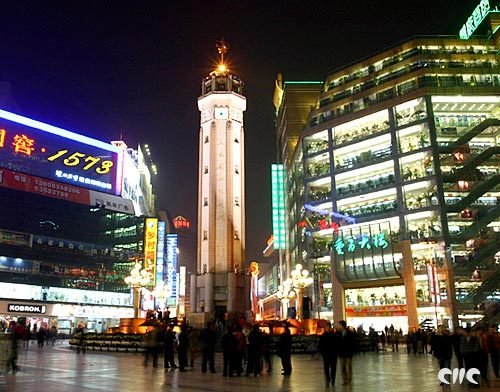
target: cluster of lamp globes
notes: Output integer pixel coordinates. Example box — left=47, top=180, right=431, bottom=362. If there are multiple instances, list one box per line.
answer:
left=275, top=264, right=314, bottom=300
left=124, top=262, right=152, bottom=287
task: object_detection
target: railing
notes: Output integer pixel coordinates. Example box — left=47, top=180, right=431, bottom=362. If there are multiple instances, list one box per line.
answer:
left=458, top=271, right=500, bottom=305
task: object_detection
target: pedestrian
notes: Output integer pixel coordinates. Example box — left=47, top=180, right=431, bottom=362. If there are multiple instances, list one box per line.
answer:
left=177, top=324, right=189, bottom=372
left=487, top=326, right=499, bottom=379
left=232, top=325, right=246, bottom=376
left=460, top=327, right=481, bottom=388
left=277, top=325, right=292, bottom=376
left=319, top=322, right=338, bottom=387
left=337, top=320, right=354, bottom=386
left=392, top=329, right=400, bottom=352
left=245, top=324, right=262, bottom=377
left=200, top=321, right=216, bottom=373
left=75, top=325, right=86, bottom=355
left=163, top=325, right=178, bottom=369
left=144, top=324, right=161, bottom=367
left=187, top=326, right=200, bottom=368
left=261, top=331, right=272, bottom=373
left=430, top=325, right=453, bottom=388
left=451, top=326, right=464, bottom=368
left=221, top=326, right=236, bottom=377
left=49, top=325, right=58, bottom=346
left=476, top=326, right=490, bottom=387
left=36, top=327, right=46, bottom=349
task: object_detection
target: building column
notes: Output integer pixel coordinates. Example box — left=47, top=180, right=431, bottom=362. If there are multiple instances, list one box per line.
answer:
left=227, top=271, right=236, bottom=313
left=190, top=274, right=198, bottom=313
left=204, top=272, right=214, bottom=313
left=398, top=240, right=419, bottom=331
left=331, top=270, right=345, bottom=323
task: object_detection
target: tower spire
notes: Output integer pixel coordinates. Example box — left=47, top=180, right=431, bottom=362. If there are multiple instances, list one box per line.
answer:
left=216, top=39, right=229, bottom=64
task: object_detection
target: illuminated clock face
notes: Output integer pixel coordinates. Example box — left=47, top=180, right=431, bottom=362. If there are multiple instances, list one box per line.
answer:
left=214, top=107, right=229, bottom=120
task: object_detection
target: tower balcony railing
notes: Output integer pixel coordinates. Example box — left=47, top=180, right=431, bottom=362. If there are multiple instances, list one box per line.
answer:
left=336, top=174, right=395, bottom=198
left=335, top=146, right=392, bottom=171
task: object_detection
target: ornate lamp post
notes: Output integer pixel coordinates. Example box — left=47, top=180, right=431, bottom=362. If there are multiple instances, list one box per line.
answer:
left=124, top=262, right=151, bottom=319
left=275, top=279, right=296, bottom=319
left=290, top=264, right=313, bottom=320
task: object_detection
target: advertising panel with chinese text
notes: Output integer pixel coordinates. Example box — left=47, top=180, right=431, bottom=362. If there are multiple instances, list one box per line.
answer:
left=144, top=218, right=158, bottom=287
left=165, top=234, right=178, bottom=307
left=0, top=109, right=122, bottom=195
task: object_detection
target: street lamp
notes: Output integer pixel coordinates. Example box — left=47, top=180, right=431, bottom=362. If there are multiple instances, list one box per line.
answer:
left=275, top=279, right=296, bottom=319
left=290, top=264, right=313, bottom=320
left=124, top=262, right=151, bottom=319
left=153, top=280, right=170, bottom=310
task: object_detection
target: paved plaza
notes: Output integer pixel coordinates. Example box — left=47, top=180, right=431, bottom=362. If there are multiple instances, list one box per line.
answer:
left=1, top=342, right=498, bottom=391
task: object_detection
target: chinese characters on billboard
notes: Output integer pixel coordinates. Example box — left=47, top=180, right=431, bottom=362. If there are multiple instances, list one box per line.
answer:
left=144, top=218, right=158, bottom=287
left=165, top=234, right=178, bottom=307
left=0, top=109, right=122, bottom=195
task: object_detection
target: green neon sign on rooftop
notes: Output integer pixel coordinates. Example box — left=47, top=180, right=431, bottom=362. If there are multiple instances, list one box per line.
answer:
left=459, top=0, right=493, bottom=39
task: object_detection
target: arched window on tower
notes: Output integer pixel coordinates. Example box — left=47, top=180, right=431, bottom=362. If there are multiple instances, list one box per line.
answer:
left=205, top=135, right=209, bottom=143
left=234, top=135, right=239, bottom=143
left=204, top=166, right=209, bottom=174
left=234, top=230, right=240, bottom=240
left=235, top=165, right=239, bottom=174
left=203, top=230, right=208, bottom=240
left=204, top=197, right=208, bottom=206
left=234, top=197, right=240, bottom=207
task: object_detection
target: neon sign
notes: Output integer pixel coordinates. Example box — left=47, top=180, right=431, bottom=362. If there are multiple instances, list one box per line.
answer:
left=144, top=218, right=158, bottom=287
left=0, top=109, right=122, bottom=195
left=166, top=234, right=178, bottom=306
left=333, top=233, right=389, bottom=255
left=459, top=0, right=492, bottom=39
left=271, top=164, right=286, bottom=249
left=304, top=203, right=356, bottom=224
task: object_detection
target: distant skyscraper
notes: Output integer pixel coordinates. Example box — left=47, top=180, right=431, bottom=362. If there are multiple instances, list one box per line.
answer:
left=191, top=42, right=247, bottom=318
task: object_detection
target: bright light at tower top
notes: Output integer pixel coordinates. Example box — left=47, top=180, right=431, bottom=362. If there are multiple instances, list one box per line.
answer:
left=214, top=39, right=230, bottom=75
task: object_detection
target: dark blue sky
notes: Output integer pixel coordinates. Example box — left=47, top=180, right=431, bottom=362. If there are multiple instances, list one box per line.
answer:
left=1, top=0, right=472, bottom=263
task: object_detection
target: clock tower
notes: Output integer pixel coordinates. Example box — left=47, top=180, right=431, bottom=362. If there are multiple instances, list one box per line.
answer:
left=190, top=41, right=247, bottom=319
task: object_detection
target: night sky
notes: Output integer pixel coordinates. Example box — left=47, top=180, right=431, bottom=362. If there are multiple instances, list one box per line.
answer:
left=1, top=1, right=472, bottom=265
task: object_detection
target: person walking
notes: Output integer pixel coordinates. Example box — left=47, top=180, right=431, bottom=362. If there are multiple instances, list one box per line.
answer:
left=487, top=326, right=499, bottom=379
left=232, top=325, right=246, bottom=376
left=75, top=325, right=86, bottom=355
left=451, top=327, right=464, bottom=368
left=36, top=327, right=46, bottom=349
left=337, top=320, right=354, bottom=386
left=460, top=327, right=481, bottom=388
left=144, top=324, right=161, bottom=367
left=221, top=326, right=236, bottom=377
left=245, top=324, right=262, bottom=377
left=261, top=331, right=272, bottom=373
left=177, top=324, right=189, bottom=372
left=277, top=326, right=292, bottom=376
left=430, top=326, right=453, bottom=388
left=319, top=323, right=338, bottom=387
left=163, top=325, right=178, bottom=369
left=476, top=326, right=490, bottom=387
left=200, top=321, right=217, bottom=373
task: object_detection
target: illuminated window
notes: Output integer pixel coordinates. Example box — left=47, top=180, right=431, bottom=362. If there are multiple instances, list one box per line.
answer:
left=204, top=166, right=209, bottom=174
left=204, top=197, right=208, bottom=206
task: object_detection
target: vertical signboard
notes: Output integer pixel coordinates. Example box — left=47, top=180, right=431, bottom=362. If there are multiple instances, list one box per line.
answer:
left=144, top=218, right=158, bottom=287
left=156, top=221, right=166, bottom=285
left=271, top=164, right=286, bottom=249
left=165, top=234, right=178, bottom=307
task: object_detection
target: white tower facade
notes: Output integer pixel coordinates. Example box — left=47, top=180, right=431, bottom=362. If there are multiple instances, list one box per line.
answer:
left=193, top=44, right=246, bottom=317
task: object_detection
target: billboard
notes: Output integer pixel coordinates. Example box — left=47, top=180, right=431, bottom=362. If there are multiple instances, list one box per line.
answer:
left=144, top=218, right=158, bottom=287
left=0, top=168, right=134, bottom=214
left=271, top=164, right=286, bottom=249
left=165, top=234, right=178, bottom=306
left=0, top=109, right=123, bottom=195
left=156, top=221, right=166, bottom=285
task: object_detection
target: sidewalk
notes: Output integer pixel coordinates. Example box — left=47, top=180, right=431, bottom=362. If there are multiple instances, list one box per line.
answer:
left=1, top=344, right=497, bottom=391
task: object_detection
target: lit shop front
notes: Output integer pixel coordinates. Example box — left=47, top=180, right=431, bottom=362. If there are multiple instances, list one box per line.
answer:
left=0, top=283, right=133, bottom=334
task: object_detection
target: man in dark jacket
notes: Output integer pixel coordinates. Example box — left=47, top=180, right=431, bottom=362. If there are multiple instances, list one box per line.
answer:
left=200, top=321, right=217, bottom=373
left=221, top=326, right=236, bottom=377
left=163, top=325, right=178, bottom=369
left=319, top=323, right=338, bottom=386
left=177, top=324, right=189, bottom=372
left=278, top=326, right=293, bottom=376
left=337, top=320, right=354, bottom=386
left=430, top=326, right=453, bottom=386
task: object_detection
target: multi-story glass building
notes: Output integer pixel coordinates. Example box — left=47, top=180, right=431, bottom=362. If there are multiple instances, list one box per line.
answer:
left=276, top=17, right=499, bottom=330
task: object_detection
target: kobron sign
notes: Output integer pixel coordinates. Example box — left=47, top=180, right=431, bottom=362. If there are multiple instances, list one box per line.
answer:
left=8, top=303, right=46, bottom=314
left=459, top=0, right=492, bottom=40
